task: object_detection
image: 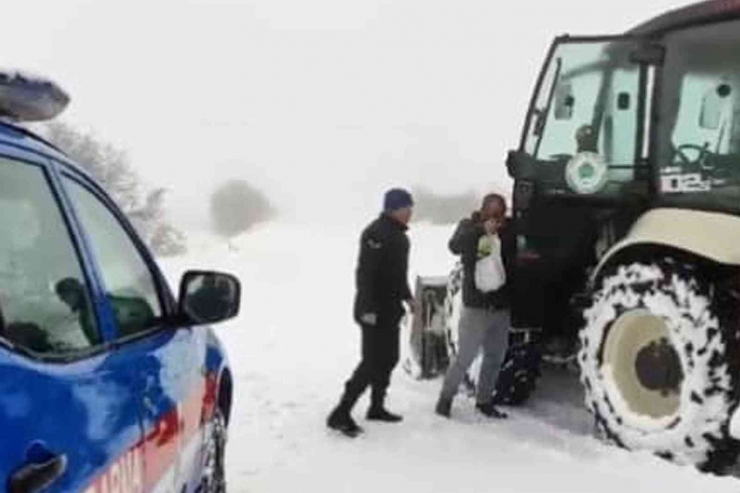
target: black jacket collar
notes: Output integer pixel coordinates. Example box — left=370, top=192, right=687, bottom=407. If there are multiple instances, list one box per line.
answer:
left=380, top=213, right=409, bottom=232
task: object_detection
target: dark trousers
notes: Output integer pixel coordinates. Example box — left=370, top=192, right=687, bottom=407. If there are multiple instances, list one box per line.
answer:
left=341, top=318, right=401, bottom=411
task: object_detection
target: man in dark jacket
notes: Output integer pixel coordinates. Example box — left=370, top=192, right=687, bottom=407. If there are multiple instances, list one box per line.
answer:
left=327, top=188, right=414, bottom=437
left=435, top=193, right=515, bottom=419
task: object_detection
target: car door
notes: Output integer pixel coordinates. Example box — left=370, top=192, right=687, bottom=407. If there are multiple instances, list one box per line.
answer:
left=59, top=168, right=209, bottom=492
left=0, top=150, right=144, bottom=493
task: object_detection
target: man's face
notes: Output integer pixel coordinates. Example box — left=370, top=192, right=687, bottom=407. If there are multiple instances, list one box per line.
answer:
left=391, top=206, right=413, bottom=225
left=481, top=199, right=506, bottom=223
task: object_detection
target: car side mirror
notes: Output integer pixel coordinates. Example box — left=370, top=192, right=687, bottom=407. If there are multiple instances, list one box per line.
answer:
left=178, top=270, right=241, bottom=326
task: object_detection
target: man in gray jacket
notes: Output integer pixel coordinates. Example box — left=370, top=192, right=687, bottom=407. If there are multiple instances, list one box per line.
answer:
left=435, top=193, right=515, bottom=419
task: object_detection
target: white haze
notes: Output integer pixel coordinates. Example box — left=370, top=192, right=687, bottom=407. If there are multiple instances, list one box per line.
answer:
left=0, top=0, right=695, bottom=230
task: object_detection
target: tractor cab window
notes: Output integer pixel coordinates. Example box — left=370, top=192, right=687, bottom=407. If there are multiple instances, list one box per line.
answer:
left=657, top=19, right=740, bottom=212
left=523, top=39, right=645, bottom=197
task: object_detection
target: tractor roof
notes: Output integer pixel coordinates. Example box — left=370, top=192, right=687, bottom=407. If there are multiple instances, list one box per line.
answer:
left=630, top=0, right=740, bottom=36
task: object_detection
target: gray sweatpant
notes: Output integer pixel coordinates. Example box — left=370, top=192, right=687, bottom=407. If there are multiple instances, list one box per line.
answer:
left=439, top=307, right=510, bottom=404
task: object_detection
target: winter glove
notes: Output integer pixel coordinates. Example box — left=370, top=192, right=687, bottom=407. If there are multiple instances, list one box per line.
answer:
left=360, top=313, right=378, bottom=326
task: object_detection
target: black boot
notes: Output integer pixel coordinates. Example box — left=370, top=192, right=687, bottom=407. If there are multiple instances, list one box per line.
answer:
left=367, top=389, right=403, bottom=423
left=327, top=403, right=364, bottom=437
left=434, top=396, right=452, bottom=418
left=475, top=401, right=508, bottom=419
left=327, top=386, right=364, bottom=437
left=366, top=407, right=403, bottom=422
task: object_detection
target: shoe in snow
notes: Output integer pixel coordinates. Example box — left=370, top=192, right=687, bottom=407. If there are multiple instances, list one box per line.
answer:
left=327, top=409, right=364, bottom=437
left=366, top=407, right=403, bottom=422
left=475, top=401, right=508, bottom=419
left=435, top=397, right=452, bottom=418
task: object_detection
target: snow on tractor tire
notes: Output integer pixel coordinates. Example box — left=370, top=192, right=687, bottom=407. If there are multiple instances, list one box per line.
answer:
left=579, top=258, right=740, bottom=472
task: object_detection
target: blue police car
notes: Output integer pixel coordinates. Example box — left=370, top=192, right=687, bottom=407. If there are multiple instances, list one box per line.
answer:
left=0, top=71, right=238, bottom=493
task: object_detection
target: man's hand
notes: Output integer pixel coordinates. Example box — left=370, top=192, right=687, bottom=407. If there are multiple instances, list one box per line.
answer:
left=360, top=313, right=378, bottom=326
left=483, top=218, right=500, bottom=235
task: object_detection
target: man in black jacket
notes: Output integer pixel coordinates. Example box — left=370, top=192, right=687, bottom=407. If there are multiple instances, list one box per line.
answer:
left=435, top=193, right=515, bottom=419
left=327, top=188, right=414, bottom=437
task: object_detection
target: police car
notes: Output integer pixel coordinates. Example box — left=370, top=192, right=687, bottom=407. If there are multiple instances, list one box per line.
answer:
left=0, top=71, right=238, bottom=492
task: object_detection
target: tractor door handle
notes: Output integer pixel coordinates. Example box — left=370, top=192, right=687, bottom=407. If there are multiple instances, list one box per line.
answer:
left=9, top=453, right=67, bottom=493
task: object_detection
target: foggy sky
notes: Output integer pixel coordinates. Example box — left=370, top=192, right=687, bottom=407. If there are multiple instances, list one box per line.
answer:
left=0, top=0, right=695, bottom=228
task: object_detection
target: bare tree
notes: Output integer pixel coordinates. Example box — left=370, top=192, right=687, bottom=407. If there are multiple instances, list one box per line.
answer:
left=210, top=179, right=275, bottom=239
left=40, top=121, right=187, bottom=256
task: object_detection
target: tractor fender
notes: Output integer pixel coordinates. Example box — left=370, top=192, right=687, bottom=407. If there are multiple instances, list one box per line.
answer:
left=593, top=208, right=740, bottom=280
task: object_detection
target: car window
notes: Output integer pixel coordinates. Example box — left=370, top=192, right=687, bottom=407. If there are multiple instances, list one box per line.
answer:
left=63, top=177, right=163, bottom=338
left=0, top=157, right=100, bottom=354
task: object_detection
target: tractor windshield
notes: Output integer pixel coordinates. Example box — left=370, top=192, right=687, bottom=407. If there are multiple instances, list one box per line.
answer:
left=521, top=23, right=740, bottom=212
left=657, top=19, right=740, bottom=212
left=522, top=38, right=647, bottom=198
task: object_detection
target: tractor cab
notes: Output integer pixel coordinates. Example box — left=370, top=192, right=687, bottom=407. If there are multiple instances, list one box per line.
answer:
left=504, top=1, right=740, bottom=471
left=507, top=7, right=740, bottom=338
left=410, top=1, right=740, bottom=473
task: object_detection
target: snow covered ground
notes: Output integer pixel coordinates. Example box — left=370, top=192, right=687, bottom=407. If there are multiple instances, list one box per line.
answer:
left=160, top=221, right=739, bottom=492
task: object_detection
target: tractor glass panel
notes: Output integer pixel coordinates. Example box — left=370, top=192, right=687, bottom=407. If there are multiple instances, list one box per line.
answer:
left=524, top=40, right=643, bottom=196
left=658, top=20, right=740, bottom=212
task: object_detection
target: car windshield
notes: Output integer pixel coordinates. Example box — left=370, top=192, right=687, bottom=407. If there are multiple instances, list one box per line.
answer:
left=522, top=38, right=645, bottom=197
left=656, top=19, right=740, bottom=212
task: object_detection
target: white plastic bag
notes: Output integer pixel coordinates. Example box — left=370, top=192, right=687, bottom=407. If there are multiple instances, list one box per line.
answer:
left=474, top=234, right=506, bottom=293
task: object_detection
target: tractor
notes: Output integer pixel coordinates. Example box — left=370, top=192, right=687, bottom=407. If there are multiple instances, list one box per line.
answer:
left=409, top=0, right=740, bottom=473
